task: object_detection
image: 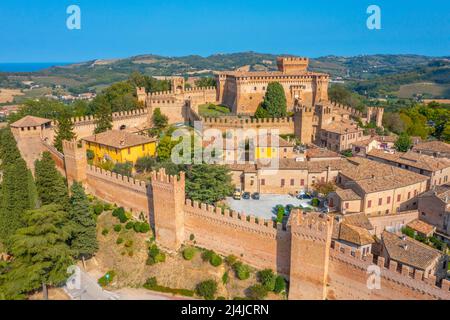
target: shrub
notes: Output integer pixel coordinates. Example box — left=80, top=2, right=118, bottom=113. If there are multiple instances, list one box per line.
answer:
left=234, top=262, right=250, bottom=280
left=147, top=244, right=166, bottom=265
left=189, top=234, right=195, bottom=241
left=125, top=221, right=135, bottom=230
left=195, top=280, right=218, bottom=300
left=101, top=228, right=109, bottom=236
left=210, top=254, right=223, bottom=267
left=274, top=276, right=286, bottom=294
left=116, top=237, right=124, bottom=245
left=113, top=224, right=122, bottom=232
left=257, top=269, right=276, bottom=291
left=93, top=203, right=104, bottom=215
left=225, top=255, right=237, bottom=266
left=201, top=250, right=214, bottom=262
left=216, top=296, right=226, bottom=300
left=124, top=239, right=133, bottom=248
left=143, top=277, right=195, bottom=297
left=311, top=198, right=320, bottom=207
left=183, top=247, right=196, bottom=261
left=98, top=270, right=116, bottom=287
left=133, top=222, right=150, bottom=233
left=112, top=207, right=128, bottom=223
left=103, top=202, right=113, bottom=211
left=222, top=271, right=229, bottom=285
left=247, top=284, right=268, bottom=300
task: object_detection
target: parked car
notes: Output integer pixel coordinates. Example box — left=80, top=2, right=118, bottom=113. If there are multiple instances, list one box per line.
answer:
left=233, top=188, right=242, bottom=200
left=251, top=192, right=260, bottom=200
left=242, top=192, right=251, bottom=200
left=297, top=192, right=312, bottom=200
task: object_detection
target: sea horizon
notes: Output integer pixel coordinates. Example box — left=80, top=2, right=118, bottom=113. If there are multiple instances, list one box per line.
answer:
left=0, top=62, right=73, bottom=73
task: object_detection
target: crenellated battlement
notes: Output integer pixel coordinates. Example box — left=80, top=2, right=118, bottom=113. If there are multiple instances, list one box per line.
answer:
left=183, top=199, right=283, bottom=237
left=150, top=167, right=185, bottom=186
left=185, top=86, right=216, bottom=93
left=202, top=116, right=294, bottom=125
left=289, top=210, right=333, bottom=242
left=330, top=241, right=450, bottom=299
left=86, top=165, right=148, bottom=193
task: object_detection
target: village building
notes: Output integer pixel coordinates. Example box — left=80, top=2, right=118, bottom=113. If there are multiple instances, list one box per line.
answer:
left=412, top=141, right=450, bottom=159
left=367, top=149, right=450, bottom=187
left=83, top=130, right=157, bottom=164
left=417, top=184, right=450, bottom=236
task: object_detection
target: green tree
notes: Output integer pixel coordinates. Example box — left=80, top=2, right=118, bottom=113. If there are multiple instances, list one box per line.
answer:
left=35, top=152, right=69, bottom=208
left=195, top=280, right=218, bottom=300
left=150, top=108, right=169, bottom=137
left=247, top=284, right=268, bottom=300
left=112, top=162, right=133, bottom=177
left=395, top=133, right=413, bottom=152
left=68, top=182, right=98, bottom=259
left=185, top=164, right=234, bottom=204
left=195, top=77, right=216, bottom=88
left=0, top=205, right=73, bottom=299
left=54, top=111, right=76, bottom=152
left=93, top=95, right=113, bottom=134
left=257, top=269, right=276, bottom=291
left=312, top=181, right=337, bottom=196
left=0, top=128, right=36, bottom=245
left=254, top=82, right=287, bottom=118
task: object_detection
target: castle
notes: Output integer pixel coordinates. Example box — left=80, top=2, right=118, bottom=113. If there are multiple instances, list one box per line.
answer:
left=8, top=56, right=450, bottom=300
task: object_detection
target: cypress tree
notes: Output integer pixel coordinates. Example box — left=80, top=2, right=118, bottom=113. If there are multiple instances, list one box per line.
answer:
left=93, top=95, right=113, bottom=134
left=255, top=82, right=287, bottom=118
left=54, top=112, right=76, bottom=152
left=34, top=152, right=69, bottom=208
left=68, top=182, right=98, bottom=259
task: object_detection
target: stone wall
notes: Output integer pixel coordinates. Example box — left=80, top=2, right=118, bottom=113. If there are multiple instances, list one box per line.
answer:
left=201, top=116, right=295, bottom=135
left=184, top=199, right=291, bottom=274
left=327, top=242, right=450, bottom=300
left=368, top=210, right=419, bottom=236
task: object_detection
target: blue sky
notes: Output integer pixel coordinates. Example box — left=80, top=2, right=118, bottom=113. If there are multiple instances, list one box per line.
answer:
left=0, top=0, right=449, bottom=62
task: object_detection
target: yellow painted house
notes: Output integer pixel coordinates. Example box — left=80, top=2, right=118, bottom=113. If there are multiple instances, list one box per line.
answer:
left=83, top=130, right=157, bottom=164
left=253, top=135, right=294, bottom=160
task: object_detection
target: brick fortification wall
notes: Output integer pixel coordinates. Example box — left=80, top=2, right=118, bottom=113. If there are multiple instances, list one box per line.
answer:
left=59, top=141, right=450, bottom=300
left=327, top=242, right=450, bottom=300
left=201, top=116, right=295, bottom=135
left=184, top=199, right=291, bottom=274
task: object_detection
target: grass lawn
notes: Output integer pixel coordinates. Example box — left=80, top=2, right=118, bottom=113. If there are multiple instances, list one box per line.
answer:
left=198, top=103, right=231, bottom=117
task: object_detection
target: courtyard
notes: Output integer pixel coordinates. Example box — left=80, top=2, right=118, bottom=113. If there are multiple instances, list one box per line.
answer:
left=225, top=194, right=316, bottom=220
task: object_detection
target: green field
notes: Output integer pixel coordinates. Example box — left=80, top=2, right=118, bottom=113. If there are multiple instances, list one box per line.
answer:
left=398, top=82, right=450, bottom=99
left=198, top=103, right=231, bottom=117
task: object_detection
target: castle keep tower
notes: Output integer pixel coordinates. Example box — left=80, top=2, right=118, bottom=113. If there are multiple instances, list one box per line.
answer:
left=294, top=106, right=314, bottom=144
left=151, top=168, right=186, bottom=251
left=62, top=140, right=87, bottom=186
left=288, top=210, right=333, bottom=300
left=277, top=57, right=309, bottom=73
left=366, top=107, right=384, bottom=128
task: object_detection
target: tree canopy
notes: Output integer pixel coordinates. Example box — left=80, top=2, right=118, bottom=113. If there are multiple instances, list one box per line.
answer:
left=254, top=82, right=287, bottom=118
left=395, top=133, right=413, bottom=152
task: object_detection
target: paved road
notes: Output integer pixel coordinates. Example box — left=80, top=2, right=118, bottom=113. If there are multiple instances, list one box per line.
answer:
left=64, top=267, right=193, bottom=300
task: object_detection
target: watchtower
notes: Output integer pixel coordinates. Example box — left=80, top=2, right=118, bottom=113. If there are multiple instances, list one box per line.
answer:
left=288, top=210, right=333, bottom=300
left=294, top=106, right=314, bottom=144
left=277, top=57, right=309, bottom=73
left=151, top=168, right=186, bottom=251
left=62, top=140, right=87, bottom=186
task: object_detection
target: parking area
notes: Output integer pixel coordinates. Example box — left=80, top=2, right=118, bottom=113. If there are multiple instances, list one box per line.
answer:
left=225, top=194, right=315, bottom=220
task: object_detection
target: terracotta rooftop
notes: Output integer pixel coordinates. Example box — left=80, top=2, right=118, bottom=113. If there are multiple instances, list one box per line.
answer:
left=333, top=223, right=374, bottom=246
left=335, top=188, right=362, bottom=201
left=340, top=157, right=429, bottom=193
left=11, top=115, right=51, bottom=128
left=306, top=148, right=341, bottom=159
left=83, top=130, right=156, bottom=149
left=342, top=213, right=374, bottom=230
left=413, top=141, right=450, bottom=154
left=406, top=220, right=436, bottom=236
left=368, top=149, right=450, bottom=172
left=322, top=119, right=362, bottom=135
left=382, top=231, right=442, bottom=270
left=418, top=184, right=450, bottom=204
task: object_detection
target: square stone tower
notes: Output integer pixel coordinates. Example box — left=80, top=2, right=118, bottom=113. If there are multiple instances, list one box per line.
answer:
left=277, top=57, right=309, bottom=73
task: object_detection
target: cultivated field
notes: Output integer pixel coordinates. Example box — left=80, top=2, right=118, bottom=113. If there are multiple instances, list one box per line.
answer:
left=0, top=88, right=24, bottom=103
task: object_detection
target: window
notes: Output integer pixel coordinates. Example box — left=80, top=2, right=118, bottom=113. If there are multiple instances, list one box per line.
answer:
left=281, top=179, right=285, bottom=187
left=397, top=194, right=401, bottom=202
left=290, top=179, right=295, bottom=186
left=261, top=179, right=265, bottom=186
left=142, top=145, right=145, bottom=151
left=300, top=179, right=305, bottom=186
left=345, top=203, right=349, bottom=209
left=378, top=198, right=382, bottom=206
left=128, top=148, right=131, bottom=155
left=407, top=192, right=411, bottom=200
left=387, top=196, right=391, bottom=204
left=367, top=200, right=372, bottom=208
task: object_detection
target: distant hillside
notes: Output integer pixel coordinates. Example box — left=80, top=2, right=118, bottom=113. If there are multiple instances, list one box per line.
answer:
left=1, top=52, right=449, bottom=99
